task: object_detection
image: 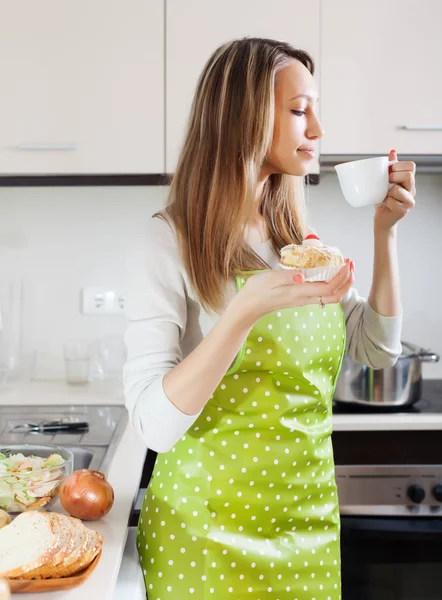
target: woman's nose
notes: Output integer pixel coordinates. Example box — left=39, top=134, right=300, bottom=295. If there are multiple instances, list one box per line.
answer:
left=307, top=113, right=324, bottom=140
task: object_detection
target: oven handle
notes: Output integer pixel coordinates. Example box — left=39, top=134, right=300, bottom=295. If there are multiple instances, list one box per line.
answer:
left=341, top=515, right=442, bottom=536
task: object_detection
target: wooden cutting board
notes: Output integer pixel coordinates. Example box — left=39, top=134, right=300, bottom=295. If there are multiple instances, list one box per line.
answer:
left=7, top=550, right=101, bottom=594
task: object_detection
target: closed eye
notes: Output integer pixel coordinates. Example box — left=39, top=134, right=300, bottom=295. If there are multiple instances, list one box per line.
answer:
left=291, top=110, right=306, bottom=116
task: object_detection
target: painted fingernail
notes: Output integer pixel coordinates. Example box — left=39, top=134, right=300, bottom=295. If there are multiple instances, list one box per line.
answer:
left=350, top=261, right=355, bottom=272
left=294, top=274, right=304, bottom=283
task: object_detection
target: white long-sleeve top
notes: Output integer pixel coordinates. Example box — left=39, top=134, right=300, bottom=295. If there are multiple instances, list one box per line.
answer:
left=123, top=215, right=402, bottom=453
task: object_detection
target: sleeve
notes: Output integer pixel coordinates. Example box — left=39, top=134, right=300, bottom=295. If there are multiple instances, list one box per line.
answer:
left=122, top=216, right=202, bottom=453
left=341, top=287, right=403, bottom=369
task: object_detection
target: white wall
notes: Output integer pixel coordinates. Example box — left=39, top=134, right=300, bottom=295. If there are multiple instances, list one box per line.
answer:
left=0, top=172, right=441, bottom=381
left=307, top=172, right=442, bottom=379
left=0, top=185, right=168, bottom=380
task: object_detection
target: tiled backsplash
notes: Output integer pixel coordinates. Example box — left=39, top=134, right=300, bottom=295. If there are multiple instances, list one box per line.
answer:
left=0, top=172, right=441, bottom=380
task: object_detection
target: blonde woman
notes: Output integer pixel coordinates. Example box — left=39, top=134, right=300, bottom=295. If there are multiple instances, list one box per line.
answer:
left=124, top=38, right=415, bottom=599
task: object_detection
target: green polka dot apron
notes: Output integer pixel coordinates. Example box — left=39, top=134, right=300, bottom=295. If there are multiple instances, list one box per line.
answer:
left=137, top=272, right=346, bottom=599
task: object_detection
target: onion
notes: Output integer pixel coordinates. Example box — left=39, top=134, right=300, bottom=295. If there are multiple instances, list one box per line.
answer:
left=59, top=469, right=114, bottom=521
left=0, top=509, right=11, bottom=529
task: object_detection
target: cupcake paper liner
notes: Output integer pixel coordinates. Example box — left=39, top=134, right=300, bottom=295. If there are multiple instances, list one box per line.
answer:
left=278, top=263, right=345, bottom=282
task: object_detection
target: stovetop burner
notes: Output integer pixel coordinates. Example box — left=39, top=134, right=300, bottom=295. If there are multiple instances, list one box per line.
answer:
left=332, top=379, right=442, bottom=415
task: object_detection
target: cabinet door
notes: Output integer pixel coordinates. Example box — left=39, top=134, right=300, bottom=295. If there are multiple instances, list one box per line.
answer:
left=321, top=0, right=442, bottom=155
left=166, top=0, right=320, bottom=173
left=113, top=527, right=146, bottom=600
left=0, top=1, right=164, bottom=175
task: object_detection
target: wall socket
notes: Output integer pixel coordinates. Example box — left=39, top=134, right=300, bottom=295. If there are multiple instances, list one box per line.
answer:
left=81, top=287, right=125, bottom=315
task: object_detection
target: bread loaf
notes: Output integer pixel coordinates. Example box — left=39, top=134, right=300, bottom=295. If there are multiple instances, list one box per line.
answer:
left=0, top=512, right=61, bottom=578
left=19, top=513, right=75, bottom=579
left=0, top=578, right=10, bottom=600
left=0, top=511, right=103, bottom=581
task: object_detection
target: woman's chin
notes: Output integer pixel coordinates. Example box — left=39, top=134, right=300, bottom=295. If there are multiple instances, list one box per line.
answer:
left=266, top=156, right=315, bottom=177
left=285, top=160, right=312, bottom=177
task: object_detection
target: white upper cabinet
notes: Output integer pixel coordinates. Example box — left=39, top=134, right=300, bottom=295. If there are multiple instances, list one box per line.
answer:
left=0, top=1, right=164, bottom=175
left=166, top=0, right=321, bottom=174
left=320, top=0, right=442, bottom=155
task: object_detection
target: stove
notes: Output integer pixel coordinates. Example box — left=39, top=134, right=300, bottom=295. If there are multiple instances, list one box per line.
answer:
left=335, top=381, right=442, bottom=599
left=331, top=380, right=442, bottom=518
left=0, top=405, right=127, bottom=475
left=332, top=378, right=442, bottom=415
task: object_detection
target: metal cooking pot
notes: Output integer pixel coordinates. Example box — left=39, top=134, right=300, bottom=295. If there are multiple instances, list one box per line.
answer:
left=333, top=341, right=440, bottom=407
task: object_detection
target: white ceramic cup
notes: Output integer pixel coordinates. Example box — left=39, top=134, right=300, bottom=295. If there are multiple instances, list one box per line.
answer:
left=334, top=156, right=396, bottom=207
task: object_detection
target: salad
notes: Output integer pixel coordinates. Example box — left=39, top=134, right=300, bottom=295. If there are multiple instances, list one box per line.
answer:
left=0, top=452, right=66, bottom=513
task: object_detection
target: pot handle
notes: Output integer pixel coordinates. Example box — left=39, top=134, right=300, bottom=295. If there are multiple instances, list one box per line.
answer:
left=419, top=349, right=440, bottom=363
left=401, top=341, right=440, bottom=363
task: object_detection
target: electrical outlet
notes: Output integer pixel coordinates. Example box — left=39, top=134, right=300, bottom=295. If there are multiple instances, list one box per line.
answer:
left=81, top=287, right=125, bottom=315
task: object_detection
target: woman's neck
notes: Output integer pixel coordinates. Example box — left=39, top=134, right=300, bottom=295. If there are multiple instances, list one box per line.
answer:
left=245, top=174, right=270, bottom=242
left=244, top=218, right=269, bottom=245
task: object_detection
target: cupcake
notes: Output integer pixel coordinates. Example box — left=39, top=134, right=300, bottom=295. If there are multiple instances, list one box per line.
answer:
left=280, top=234, right=345, bottom=282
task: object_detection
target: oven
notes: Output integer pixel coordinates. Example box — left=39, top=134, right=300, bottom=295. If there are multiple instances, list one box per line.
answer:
left=333, top=428, right=442, bottom=600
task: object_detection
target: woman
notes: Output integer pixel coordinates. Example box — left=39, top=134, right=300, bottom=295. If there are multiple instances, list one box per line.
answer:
left=123, top=38, right=415, bottom=599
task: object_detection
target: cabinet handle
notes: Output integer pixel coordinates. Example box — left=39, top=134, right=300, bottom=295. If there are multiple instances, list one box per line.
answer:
left=17, top=143, right=78, bottom=151
left=400, top=125, right=442, bottom=131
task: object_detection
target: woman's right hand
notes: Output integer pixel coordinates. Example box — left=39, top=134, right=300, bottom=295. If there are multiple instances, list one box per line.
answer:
left=232, top=260, right=355, bottom=329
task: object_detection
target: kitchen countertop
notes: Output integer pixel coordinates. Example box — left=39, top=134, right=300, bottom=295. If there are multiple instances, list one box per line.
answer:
left=1, top=379, right=442, bottom=599
left=332, top=378, right=442, bottom=431
left=0, top=381, right=147, bottom=600
left=0, top=380, right=126, bottom=407
left=333, top=411, right=442, bottom=430
left=2, top=379, right=442, bottom=430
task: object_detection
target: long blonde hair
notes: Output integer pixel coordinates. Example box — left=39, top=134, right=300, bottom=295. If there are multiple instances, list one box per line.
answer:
left=157, top=37, right=313, bottom=313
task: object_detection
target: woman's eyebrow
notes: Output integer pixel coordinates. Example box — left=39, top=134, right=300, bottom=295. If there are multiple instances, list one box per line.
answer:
left=289, top=94, right=319, bottom=103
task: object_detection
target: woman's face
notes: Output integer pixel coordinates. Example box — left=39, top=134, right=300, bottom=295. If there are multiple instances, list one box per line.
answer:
left=263, top=58, right=324, bottom=177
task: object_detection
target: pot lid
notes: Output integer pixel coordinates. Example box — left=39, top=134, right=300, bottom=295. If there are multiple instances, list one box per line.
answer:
left=400, top=341, right=421, bottom=358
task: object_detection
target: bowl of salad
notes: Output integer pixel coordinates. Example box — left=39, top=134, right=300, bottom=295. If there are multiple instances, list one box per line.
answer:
left=0, top=444, right=73, bottom=515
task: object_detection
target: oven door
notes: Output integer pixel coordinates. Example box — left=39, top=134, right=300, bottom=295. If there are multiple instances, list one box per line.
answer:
left=341, top=516, right=442, bottom=600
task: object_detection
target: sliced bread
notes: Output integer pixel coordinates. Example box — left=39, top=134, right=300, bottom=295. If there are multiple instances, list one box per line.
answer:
left=0, top=511, right=61, bottom=578
left=0, top=578, right=10, bottom=600
left=34, top=516, right=90, bottom=579
left=18, top=513, right=75, bottom=580
left=53, top=527, right=103, bottom=578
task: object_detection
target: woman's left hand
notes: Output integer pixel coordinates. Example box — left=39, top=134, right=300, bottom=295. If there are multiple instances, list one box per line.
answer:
left=374, top=149, right=416, bottom=232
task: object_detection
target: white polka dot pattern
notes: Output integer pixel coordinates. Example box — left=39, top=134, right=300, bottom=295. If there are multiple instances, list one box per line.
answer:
left=137, top=274, right=346, bottom=599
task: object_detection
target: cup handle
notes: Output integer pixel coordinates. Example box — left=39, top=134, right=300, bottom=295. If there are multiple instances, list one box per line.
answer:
left=387, top=159, right=398, bottom=190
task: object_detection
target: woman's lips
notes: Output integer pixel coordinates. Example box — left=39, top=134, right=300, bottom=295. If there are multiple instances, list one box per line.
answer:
left=297, top=147, right=316, bottom=158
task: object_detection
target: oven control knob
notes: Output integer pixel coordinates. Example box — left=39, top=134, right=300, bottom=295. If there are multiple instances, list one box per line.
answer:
left=407, top=484, right=425, bottom=504
left=432, top=485, right=442, bottom=502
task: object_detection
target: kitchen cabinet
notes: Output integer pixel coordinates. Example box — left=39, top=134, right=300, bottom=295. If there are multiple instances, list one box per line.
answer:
left=320, top=0, right=442, bottom=156
left=113, top=527, right=146, bottom=600
left=0, top=1, right=164, bottom=175
left=166, top=0, right=321, bottom=174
